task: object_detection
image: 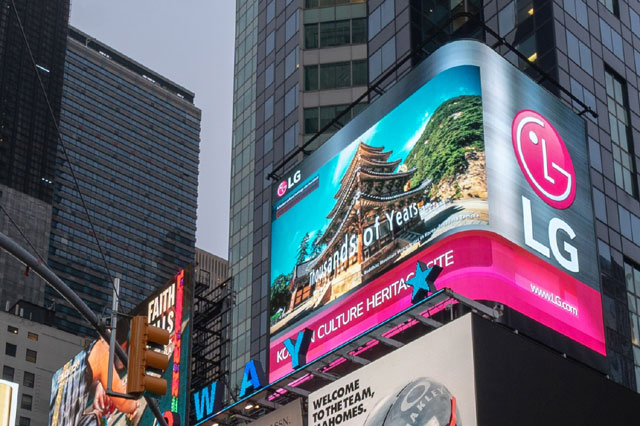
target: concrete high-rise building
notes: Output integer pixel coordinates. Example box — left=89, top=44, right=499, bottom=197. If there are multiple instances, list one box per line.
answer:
left=0, top=0, right=70, bottom=308
left=1, top=302, right=88, bottom=426
left=47, top=27, right=201, bottom=336
left=227, top=0, right=640, bottom=396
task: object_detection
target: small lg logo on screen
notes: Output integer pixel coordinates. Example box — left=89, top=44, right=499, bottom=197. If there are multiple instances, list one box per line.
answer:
left=512, top=110, right=576, bottom=209
left=277, top=181, right=288, bottom=197
left=277, top=170, right=301, bottom=198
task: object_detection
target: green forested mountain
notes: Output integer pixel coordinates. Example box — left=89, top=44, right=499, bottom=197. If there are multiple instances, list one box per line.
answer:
left=404, top=95, right=484, bottom=190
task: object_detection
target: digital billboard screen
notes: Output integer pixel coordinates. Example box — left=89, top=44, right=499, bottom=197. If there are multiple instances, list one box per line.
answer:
left=269, top=40, right=604, bottom=382
left=49, top=269, right=193, bottom=426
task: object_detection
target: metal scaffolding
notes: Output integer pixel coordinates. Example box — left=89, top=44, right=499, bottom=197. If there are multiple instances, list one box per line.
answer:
left=191, top=270, right=234, bottom=410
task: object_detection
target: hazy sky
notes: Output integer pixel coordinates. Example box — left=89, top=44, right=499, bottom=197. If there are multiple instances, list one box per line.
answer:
left=70, top=1, right=236, bottom=259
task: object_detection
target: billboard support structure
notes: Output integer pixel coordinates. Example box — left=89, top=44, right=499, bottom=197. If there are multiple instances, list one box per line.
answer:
left=196, top=289, right=499, bottom=425
left=0, top=231, right=168, bottom=426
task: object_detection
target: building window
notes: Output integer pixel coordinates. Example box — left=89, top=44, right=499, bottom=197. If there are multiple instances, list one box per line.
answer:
left=304, top=18, right=367, bottom=49
left=320, top=20, right=350, bottom=47
left=7, top=325, right=18, bottom=334
left=303, top=103, right=367, bottom=134
left=304, top=23, right=319, bottom=49
left=284, top=84, right=299, bottom=116
left=285, top=48, right=298, bottom=79
left=599, top=0, right=619, bottom=17
left=625, top=260, right=640, bottom=391
left=2, top=365, right=14, bottom=381
left=369, top=0, right=394, bottom=40
left=352, top=60, right=368, bottom=86
left=265, top=63, right=274, bottom=88
left=266, top=0, right=275, bottom=23
left=19, top=417, right=30, bottom=426
left=369, top=37, right=396, bottom=81
left=285, top=12, right=299, bottom=42
left=304, top=60, right=368, bottom=91
left=264, top=129, right=273, bottom=154
left=284, top=123, right=299, bottom=154
left=604, top=68, right=637, bottom=197
left=320, top=61, right=350, bottom=90
left=266, top=31, right=275, bottom=55
left=304, top=108, right=319, bottom=134
left=21, top=393, right=33, bottom=410
left=5, top=343, right=16, bottom=357
left=23, top=371, right=35, bottom=388
left=27, top=332, right=38, bottom=341
left=566, top=30, right=592, bottom=73
left=564, top=0, right=588, bottom=28
left=25, top=349, right=37, bottom=364
left=352, top=18, right=367, bottom=43
left=264, top=96, right=274, bottom=120
left=600, top=19, right=624, bottom=60
left=516, top=0, right=534, bottom=24
left=517, top=33, right=537, bottom=64
left=304, top=65, right=319, bottom=91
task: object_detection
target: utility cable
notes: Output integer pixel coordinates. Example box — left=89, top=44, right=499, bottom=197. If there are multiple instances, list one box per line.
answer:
left=9, top=0, right=118, bottom=296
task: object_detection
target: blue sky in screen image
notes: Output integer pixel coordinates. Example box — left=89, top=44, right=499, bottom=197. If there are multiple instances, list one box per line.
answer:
left=271, top=65, right=481, bottom=282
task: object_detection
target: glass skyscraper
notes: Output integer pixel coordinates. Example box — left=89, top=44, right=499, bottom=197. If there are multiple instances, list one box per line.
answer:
left=0, top=0, right=70, bottom=308
left=48, top=27, right=201, bottom=335
left=0, top=0, right=69, bottom=203
left=228, top=0, right=259, bottom=387
left=226, top=0, right=640, bottom=397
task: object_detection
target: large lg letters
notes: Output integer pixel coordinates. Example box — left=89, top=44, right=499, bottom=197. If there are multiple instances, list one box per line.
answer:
left=522, top=196, right=579, bottom=272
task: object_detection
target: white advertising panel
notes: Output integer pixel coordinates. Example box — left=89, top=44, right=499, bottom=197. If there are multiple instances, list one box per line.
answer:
left=308, top=314, right=476, bottom=426
left=0, top=379, right=19, bottom=426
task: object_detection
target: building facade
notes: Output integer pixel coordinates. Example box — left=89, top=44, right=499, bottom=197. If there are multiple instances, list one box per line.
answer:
left=0, top=304, right=88, bottom=426
left=0, top=0, right=70, bottom=308
left=228, top=0, right=260, bottom=389
left=227, top=0, right=640, bottom=396
left=0, top=0, right=69, bottom=203
left=47, top=27, right=201, bottom=336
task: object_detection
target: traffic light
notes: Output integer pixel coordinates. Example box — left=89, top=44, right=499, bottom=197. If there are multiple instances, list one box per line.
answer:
left=127, top=316, right=170, bottom=395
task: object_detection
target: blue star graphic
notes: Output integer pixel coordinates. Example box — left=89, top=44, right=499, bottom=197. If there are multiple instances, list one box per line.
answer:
left=406, top=262, right=442, bottom=304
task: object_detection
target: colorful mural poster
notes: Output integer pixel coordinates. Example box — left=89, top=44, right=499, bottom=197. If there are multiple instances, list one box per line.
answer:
left=49, top=268, right=193, bottom=426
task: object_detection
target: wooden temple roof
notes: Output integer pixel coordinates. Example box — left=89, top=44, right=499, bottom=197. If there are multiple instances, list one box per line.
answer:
left=314, top=178, right=430, bottom=263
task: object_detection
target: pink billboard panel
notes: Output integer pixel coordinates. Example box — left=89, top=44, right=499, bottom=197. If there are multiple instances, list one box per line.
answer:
left=269, top=230, right=605, bottom=382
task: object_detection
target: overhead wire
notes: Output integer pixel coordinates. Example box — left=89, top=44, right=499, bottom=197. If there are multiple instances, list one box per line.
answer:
left=8, top=0, right=119, bottom=297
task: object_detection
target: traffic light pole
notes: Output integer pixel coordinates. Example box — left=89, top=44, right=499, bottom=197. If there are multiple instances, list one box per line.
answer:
left=106, top=277, right=136, bottom=399
left=0, top=231, right=168, bottom=426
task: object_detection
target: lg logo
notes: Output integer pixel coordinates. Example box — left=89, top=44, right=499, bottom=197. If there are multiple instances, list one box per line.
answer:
left=277, top=170, right=301, bottom=198
left=512, top=110, right=579, bottom=273
left=512, top=110, right=576, bottom=209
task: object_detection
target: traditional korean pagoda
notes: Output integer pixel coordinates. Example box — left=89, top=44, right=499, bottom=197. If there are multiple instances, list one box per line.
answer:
left=289, top=142, right=430, bottom=312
